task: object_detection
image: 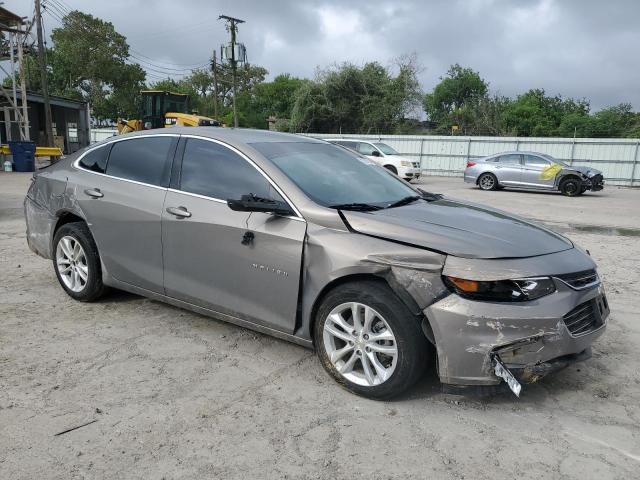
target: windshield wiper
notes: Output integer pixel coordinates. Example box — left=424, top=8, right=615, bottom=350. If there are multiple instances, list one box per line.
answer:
left=329, top=202, right=383, bottom=212
left=386, top=195, right=422, bottom=209
left=417, top=189, right=444, bottom=202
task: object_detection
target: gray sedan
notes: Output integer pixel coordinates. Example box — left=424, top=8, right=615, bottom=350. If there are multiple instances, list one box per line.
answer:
left=464, top=151, right=604, bottom=196
left=25, top=129, right=608, bottom=398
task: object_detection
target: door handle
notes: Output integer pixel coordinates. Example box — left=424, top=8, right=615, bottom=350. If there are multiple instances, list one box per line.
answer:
left=166, top=206, right=192, bottom=218
left=84, top=188, right=104, bottom=198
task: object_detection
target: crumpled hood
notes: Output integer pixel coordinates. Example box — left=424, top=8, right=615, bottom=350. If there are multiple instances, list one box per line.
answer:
left=570, top=166, right=602, bottom=178
left=342, top=198, right=573, bottom=259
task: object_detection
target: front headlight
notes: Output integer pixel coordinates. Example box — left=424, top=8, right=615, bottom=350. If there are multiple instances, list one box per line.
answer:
left=400, top=160, right=412, bottom=167
left=444, top=276, right=556, bottom=302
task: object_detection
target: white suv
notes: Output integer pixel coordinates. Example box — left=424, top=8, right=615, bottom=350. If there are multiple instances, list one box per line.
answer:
left=325, top=139, right=422, bottom=181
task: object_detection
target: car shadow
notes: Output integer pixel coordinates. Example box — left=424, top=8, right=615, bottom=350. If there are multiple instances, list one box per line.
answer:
left=473, top=186, right=610, bottom=198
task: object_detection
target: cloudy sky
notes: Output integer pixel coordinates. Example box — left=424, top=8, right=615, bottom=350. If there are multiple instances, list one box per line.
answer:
left=7, top=0, right=640, bottom=110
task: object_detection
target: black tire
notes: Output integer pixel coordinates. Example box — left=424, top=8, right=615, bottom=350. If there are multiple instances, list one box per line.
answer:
left=384, top=165, right=398, bottom=175
left=314, top=280, right=429, bottom=400
left=477, top=172, right=498, bottom=191
left=52, top=222, right=106, bottom=302
left=560, top=177, right=582, bottom=197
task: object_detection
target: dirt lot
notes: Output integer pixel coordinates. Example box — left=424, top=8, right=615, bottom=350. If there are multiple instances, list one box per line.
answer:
left=1, top=172, right=639, bottom=479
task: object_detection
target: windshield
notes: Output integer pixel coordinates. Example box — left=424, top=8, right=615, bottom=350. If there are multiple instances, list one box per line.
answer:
left=541, top=153, right=568, bottom=167
left=373, top=143, right=399, bottom=155
left=251, top=142, right=418, bottom=208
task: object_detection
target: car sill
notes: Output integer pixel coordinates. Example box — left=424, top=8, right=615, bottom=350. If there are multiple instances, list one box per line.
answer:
left=106, top=277, right=314, bottom=348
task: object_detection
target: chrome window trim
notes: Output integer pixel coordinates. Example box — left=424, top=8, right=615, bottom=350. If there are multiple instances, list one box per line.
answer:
left=72, top=133, right=180, bottom=191
left=178, top=134, right=304, bottom=220
left=72, top=133, right=304, bottom=220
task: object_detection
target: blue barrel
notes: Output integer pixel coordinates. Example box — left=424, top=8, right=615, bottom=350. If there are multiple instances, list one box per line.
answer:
left=8, top=141, right=36, bottom=172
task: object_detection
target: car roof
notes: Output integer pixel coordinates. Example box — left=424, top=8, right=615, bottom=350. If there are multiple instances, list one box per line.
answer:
left=487, top=151, right=551, bottom=156
left=121, top=127, right=326, bottom=148
left=324, top=138, right=373, bottom=144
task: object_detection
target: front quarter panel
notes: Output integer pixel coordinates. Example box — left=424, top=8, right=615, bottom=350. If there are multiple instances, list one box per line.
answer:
left=298, top=223, right=447, bottom=341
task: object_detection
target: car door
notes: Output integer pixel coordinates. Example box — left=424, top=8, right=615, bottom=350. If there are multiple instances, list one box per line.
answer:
left=491, top=153, right=523, bottom=185
left=521, top=154, right=555, bottom=188
left=161, top=136, right=306, bottom=333
left=71, top=134, right=177, bottom=293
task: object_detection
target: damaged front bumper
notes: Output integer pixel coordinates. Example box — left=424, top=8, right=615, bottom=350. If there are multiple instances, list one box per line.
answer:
left=586, top=174, right=605, bottom=192
left=425, top=280, right=608, bottom=389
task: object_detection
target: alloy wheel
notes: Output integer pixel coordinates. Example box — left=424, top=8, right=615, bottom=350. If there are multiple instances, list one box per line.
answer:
left=322, top=302, right=398, bottom=387
left=479, top=174, right=495, bottom=190
left=56, top=236, right=89, bottom=292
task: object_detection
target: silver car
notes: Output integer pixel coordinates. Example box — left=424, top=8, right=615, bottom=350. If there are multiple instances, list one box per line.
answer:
left=24, top=129, right=608, bottom=398
left=464, top=151, right=605, bottom=196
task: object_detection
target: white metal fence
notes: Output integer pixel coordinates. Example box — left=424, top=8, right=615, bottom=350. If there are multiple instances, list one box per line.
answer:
left=90, top=129, right=640, bottom=186
left=308, top=134, right=640, bottom=186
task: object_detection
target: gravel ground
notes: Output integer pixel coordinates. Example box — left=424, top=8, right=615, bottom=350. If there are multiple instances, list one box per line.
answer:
left=1, top=172, right=639, bottom=479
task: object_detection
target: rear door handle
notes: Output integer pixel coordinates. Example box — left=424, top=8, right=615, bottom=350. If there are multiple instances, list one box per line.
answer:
left=84, top=188, right=103, bottom=198
left=166, top=206, right=192, bottom=218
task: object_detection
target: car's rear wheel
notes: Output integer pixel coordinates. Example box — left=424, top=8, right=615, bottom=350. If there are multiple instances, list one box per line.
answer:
left=53, top=222, right=105, bottom=302
left=560, top=177, right=582, bottom=197
left=478, top=172, right=498, bottom=191
left=314, top=280, right=428, bottom=399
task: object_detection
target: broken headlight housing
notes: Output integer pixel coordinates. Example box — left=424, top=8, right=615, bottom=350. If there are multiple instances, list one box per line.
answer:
left=444, top=276, right=556, bottom=302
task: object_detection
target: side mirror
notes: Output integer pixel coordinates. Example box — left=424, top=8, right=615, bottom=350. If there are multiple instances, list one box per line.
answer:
left=370, top=150, right=381, bottom=157
left=227, top=194, right=293, bottom=216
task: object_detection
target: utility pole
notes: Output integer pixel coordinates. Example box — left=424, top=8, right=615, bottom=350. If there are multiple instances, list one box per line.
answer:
left=17, top=34, right=30, bottom=140
left=211, top=50, right=218, bottom=120
left=35, top=0, right=54, bottom=146
left=219, top=15, right=245, bottom=128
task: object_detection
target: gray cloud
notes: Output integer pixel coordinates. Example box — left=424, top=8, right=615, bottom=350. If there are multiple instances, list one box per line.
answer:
left=6, top=0, right=639, bottom=110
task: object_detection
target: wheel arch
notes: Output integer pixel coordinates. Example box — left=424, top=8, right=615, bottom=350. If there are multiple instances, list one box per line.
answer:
left=307, top=272, right=429, bottom=347
left=557, top=173, right=582, bottom=186
left=476, top=171, right=498, bottom=185
left=51, top=210, right=89, bottom=251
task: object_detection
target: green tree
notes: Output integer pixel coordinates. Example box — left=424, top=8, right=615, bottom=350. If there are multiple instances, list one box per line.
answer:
left=47, top=10, right=146, bottom=122
left=501, top=89, right=590, bottom=137
left=589, top=103, right=638, bottom=138
left=290, top=57, right=422, bottom=133
left=423, top=64, right=489, bottom=133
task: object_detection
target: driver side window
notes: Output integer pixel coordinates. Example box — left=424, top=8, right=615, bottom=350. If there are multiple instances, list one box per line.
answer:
left=179, top=138, right=283, bottom=202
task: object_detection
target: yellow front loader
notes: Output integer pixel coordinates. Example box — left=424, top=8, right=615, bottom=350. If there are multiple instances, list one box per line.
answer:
left=117, top=91, right=220, bottom=134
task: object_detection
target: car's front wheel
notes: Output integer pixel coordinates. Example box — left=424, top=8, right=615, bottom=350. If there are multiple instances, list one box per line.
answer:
left=314, top=280, right=428, bottom=399
left=560, top=177, right=582, bottom=197
left=53, top=222, right=105, bottom=302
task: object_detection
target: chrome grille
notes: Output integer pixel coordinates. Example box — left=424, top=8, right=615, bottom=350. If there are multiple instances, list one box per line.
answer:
left=563, top=300, right=602, bottom=336
left=555, top=269, right=599, bottom=290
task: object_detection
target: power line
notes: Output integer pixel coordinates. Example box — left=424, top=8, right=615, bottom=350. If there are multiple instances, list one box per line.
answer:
left=42, top=1, right=209, bottom=74
left=41, top=8, right=207, bottom=77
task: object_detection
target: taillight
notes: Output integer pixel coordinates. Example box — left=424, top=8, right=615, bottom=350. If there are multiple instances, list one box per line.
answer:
left=466, top=161, right=476, bottom=167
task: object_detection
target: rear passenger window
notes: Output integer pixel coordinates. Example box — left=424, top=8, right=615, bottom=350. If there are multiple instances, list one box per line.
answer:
left=180, top=138, right=279, bottom=201
left=79, top=145, right=109, bottom=173
left=106, top=137, right=174, bottom=186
